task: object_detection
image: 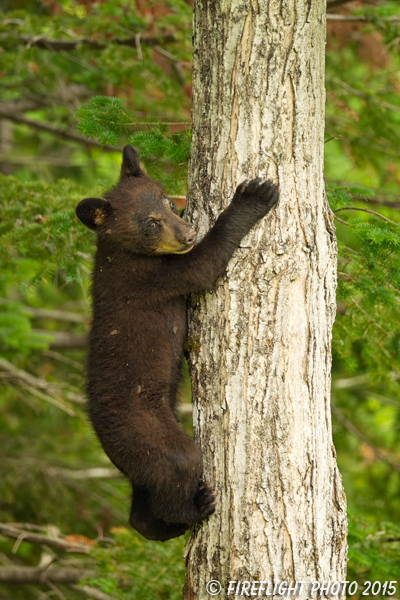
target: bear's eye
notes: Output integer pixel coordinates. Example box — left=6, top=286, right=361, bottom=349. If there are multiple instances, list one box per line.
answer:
left=148, top=220, right=158, bottom=230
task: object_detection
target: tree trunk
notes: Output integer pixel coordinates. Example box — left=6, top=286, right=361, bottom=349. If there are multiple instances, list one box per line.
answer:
left=184, top=1, right=347, bottom=598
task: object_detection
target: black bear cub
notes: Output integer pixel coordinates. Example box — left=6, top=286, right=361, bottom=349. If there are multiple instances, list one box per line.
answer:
left=76, top=145, right=278, bottom=541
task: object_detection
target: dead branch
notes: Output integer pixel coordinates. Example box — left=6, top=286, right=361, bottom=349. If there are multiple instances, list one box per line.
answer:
left=0, top=524, right=91, bottom=555
left=0, top=109, right=121, bottom=152
left=0, top=566, right=93, bottom=585
left=32, top=330, right=88, bottom=350
left=326, top=14, right=400, bottom=22
left=71, top=585, right=113, bottom=600
left=11, top=33, right=176, bottom=52
left=0, top=357, right=85, bottom=406
left=327, top=0, right=359, bottom=8
left=47, top=467, right=120, bottom=480
left=24, top=307, right=88, bottom=324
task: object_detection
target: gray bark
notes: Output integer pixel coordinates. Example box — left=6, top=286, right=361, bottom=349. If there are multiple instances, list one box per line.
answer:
left=184, top=1, right=347, bottom=598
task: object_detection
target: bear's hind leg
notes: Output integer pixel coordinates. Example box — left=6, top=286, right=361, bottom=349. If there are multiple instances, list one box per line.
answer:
left=130, top=486, right=188, bottom=542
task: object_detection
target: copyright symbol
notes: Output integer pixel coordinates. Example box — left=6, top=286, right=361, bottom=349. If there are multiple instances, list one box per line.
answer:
left=206, top=580, right=221, bottom=595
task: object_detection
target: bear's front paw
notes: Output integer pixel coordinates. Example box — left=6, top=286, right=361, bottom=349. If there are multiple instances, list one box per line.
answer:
left=195, top=479, right=216, bottom=520
left=234, top=178, right=279, bottom=216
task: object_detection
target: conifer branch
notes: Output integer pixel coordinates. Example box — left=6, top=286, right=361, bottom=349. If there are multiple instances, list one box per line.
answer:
left=333, top=206, right=396, bottom=223
left=12, top=33, right=176, bottom=52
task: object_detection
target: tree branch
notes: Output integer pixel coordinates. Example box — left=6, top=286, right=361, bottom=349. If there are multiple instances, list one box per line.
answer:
left=0, top=357, right=85, bottom=407
left=71, top=585, right=113, bottom=600
left=32, top=330, right=88, bottom=350
left=333, top=206, right=396, bottom=223
left=0, top=98, right=52, bottom=113
left=354, top=195, right=400, bottom=211
left=334, top=78, right=400, bottom=115
left=327, top=0, right=359, bottom=8
left=332, top=406, right=400, bottom=473
left=0, top=524, right=91, bottom=555
left=11, top=33, right=176, bottom=52
left=25, top=307, right=88, bottom=324
left=0, top=301, right=88, bottom=325
left=326, top=14, right=400, bottom=22
left=0, top=566, right=93, bottom=585
left=334, top=215, right=350, bottom=226
left=47, top=467, right=120, bottom=480
left=0, top=109, right=121, bottom=152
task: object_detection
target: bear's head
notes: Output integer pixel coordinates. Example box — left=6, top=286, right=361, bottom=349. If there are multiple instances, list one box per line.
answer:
left=76, top=145, right=197, bottom=255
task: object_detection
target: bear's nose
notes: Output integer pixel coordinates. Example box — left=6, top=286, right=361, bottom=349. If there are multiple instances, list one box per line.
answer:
left=184, top=230, right=197, bottom=246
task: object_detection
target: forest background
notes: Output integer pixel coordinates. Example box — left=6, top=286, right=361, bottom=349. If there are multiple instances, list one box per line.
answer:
left=0, top=0, right=400, bottom=598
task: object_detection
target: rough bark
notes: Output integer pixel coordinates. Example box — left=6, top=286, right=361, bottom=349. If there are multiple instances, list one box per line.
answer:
left=184, top=1, right=347, bottom=598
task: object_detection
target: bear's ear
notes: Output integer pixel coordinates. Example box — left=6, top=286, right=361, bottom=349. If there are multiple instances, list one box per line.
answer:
left=76, top=198, right=113, bottom=231
left=120, top=145, right=144, bottom=179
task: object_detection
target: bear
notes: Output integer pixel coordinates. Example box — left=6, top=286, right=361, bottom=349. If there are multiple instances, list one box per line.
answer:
left=76, top=145, right=279, bottom=541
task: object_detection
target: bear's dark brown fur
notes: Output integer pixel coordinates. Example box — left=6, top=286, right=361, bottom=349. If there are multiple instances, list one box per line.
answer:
left=76, top=145, right=278, bottom=541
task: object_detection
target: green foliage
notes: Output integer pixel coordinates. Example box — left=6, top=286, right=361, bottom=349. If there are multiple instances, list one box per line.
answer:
left=347, top=514, right=400, bottom=586
left=327, top=184, right=400, bottom=393
left=76, top=97, right=132, bottom=146
left=0, top=174, right=92, bottom=289
left=129, top=126, right=191, bottom=164
left=85, top=528, right=186, bottom=600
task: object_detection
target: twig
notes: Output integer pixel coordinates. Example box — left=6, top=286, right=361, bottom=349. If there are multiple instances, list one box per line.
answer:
left=333, top=206, right=396, bottom=223
left=354, top=195, right=400, bottom=211
left=341, top=245, right=365, bottom=259
left=332, top=406, right=400, bottom=473
left=42, top=350, right=84, bottom=371
left=334, top=78, right=400, bottom=116
left=334, top=215, right=349, bottom=226
left=0, top=357, right=85, bottom=406
left=351, top=298, right=389, bottom=337
left=125, top=121, right=191, bottom=126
